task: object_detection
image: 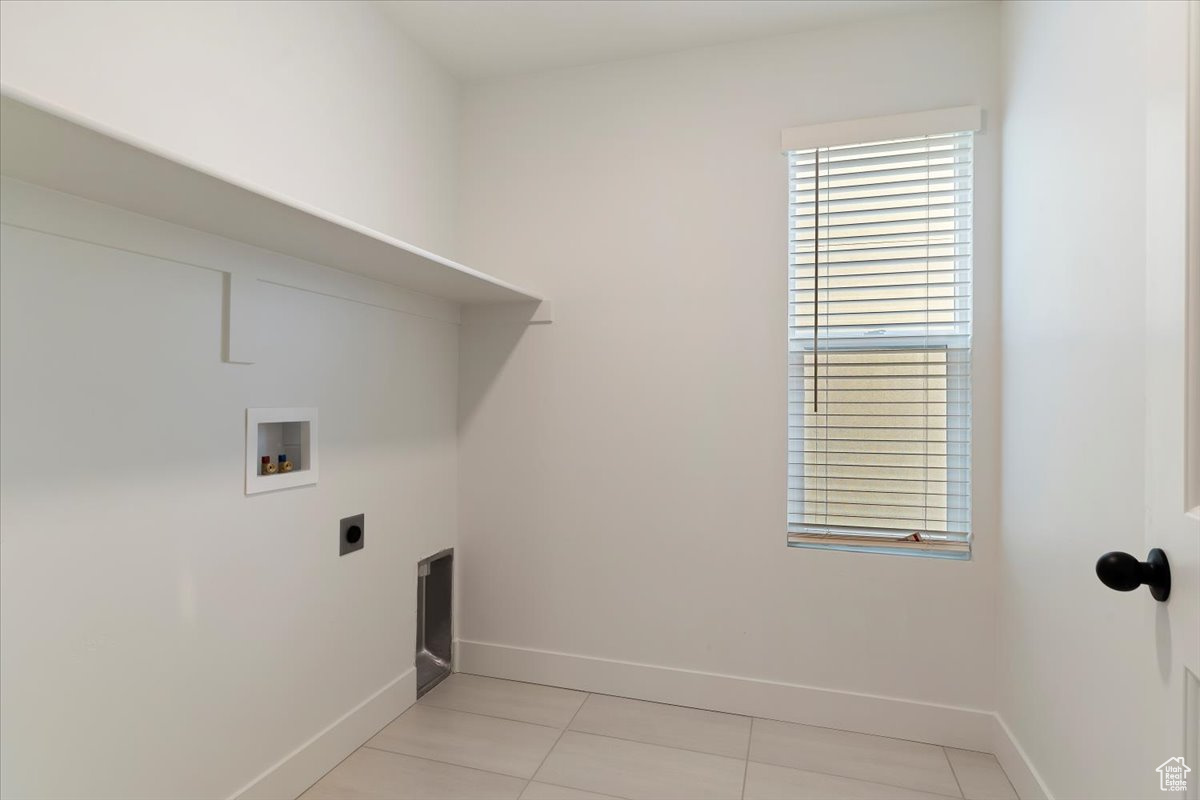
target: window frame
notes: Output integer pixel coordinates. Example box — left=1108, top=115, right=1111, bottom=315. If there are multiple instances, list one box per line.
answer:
left=782, top=109, right=980, bottom=560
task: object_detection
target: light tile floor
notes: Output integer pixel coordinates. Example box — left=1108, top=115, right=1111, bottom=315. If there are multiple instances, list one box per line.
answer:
left=299, top=674, right=1019, bottom=800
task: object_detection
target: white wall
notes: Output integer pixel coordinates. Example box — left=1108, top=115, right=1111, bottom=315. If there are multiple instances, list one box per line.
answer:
left=0, top=2, right=464, bottom=798
left=0, top=0, right=459, bottom=254
left=0, top=182, right=459, bottom=800
left=999, top=2, right=1164, bottom=797
left=457, top=3, right=1002, bottom=716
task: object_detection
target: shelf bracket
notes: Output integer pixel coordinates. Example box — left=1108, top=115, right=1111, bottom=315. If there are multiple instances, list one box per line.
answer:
left=529, top=300, right=553, bottom=324
left=222, top=271, right=258, bottom=364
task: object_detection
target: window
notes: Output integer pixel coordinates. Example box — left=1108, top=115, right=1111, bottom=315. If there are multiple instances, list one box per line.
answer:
left=785, top=109, right=977, bottom=559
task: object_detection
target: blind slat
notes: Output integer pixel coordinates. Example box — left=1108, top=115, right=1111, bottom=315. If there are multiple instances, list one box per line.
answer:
left=792, top=163, right=973, bottom=184
left=788, top=228, right=971, bottom=248
left=789, top=197, right=971, bottom=217
left=791, top=187, right=970, bottom=206
left=791, top=243, right=972, bottom=258
left=792, top=174, right=975, bottom=197
left=790, top=323, right=971, bottom=336
left=790, top=214, right=973, bottom=238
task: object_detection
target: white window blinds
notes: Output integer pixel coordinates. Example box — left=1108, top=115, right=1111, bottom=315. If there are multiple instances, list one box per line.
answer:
left=787, top=129, right=973, bottom=557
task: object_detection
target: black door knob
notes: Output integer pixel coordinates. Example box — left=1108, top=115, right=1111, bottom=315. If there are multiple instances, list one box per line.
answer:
left=1096, top=548, right=1170, bottom=601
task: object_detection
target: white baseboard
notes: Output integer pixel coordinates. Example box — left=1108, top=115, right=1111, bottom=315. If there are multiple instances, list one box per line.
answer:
left=230, top=667, right=416, bottom=800
left=991, top=714, right=1054, bottom=800
left=457, top=640, right=995, bottom=751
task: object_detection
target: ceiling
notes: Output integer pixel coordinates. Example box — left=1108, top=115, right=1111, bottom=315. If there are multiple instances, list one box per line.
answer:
left=378, top=0, right=975, bottom=81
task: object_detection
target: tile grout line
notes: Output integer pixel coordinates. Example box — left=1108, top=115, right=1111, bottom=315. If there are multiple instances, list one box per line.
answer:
left=520, top=691, right=595, bottom=799
left=563, top=688, right=754, bottom=722
left=453, top=671, right=754, bottom=722
left=535, top=726, right=748, bottom=763
left=293, top=699, right=417, bottom=798
left=946, top=748, right=1021, bottom=800
left=293, top=744, right=366, bottom=799
left=744, top=756, right=964, bottom=800
left=740, top=717, right=753, bottom=800
left=750, top=710, right=985, bottom=753
left=359, top=745, right=535, bottom=784
left=942, top=746, right=968, bottom=799
left=527, top=779, right=631, bottom=800
left=1000, top=762, right=1021, bottom=798
left=417, top=698, right=570, bottom=732
left=419, top=698, right=751, bottom=762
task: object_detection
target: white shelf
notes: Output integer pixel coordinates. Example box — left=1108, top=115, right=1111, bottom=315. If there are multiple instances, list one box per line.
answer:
left=0, top=88, right=544, bottom=307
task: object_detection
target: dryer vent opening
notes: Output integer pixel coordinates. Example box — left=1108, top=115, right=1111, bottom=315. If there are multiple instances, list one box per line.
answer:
left=416, top=549, right=452, bottom=697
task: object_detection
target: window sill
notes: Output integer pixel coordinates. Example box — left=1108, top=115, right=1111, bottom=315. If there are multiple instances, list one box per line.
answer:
left=787, top=533, right=970, bottom=561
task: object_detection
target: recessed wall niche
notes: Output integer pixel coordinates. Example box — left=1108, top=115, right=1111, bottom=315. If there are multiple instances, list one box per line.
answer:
left=245, top=407, right=318, bottom=495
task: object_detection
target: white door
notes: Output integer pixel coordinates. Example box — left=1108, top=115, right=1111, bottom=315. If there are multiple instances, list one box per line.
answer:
left=1146, top=2, right=1200, bottom=797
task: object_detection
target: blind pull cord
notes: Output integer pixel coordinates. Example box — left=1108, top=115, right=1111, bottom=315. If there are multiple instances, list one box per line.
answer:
left=813, top=147, right=820, bottom=413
